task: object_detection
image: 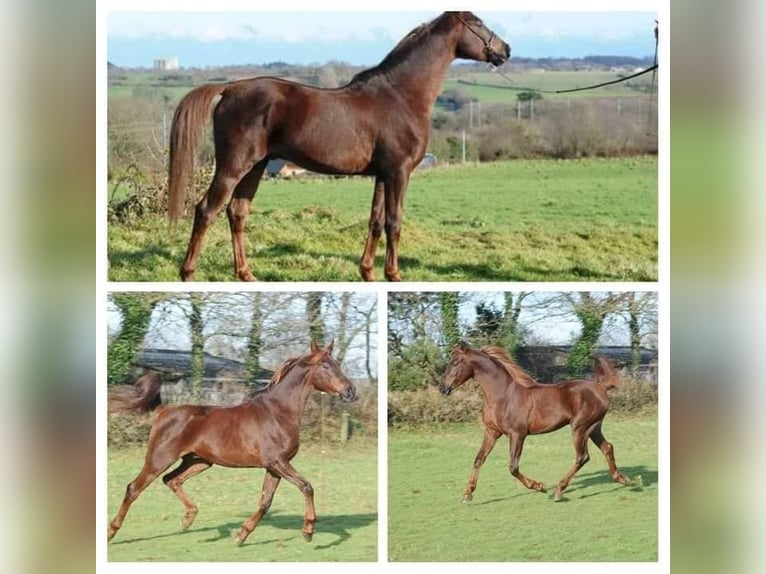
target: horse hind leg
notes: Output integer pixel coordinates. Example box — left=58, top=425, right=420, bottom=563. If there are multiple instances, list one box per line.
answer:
left=590, top=422, right=631, bottom=486
left=179, top=151, right=261, bottom=281
left=552, top=422, right=597, bottom=502
left=359, top=177, right=385, bottom=281
left=162, top=454, right=213, bottom=530
left=107, top=455, right=178, bottom=541
left=226, top=159, right=268, bottom=281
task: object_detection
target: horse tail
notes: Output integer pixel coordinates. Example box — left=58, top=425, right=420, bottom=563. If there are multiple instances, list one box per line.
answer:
left=108, top=371, right=163, bottom=414
left=593, top=356, right=620, bottom=389
left=167, top=83, right=228, bottom=222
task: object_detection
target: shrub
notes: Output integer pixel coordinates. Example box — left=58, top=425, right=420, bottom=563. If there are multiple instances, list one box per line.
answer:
left=608, top=378, right=658, bottom=413
left=388, top=386, right=483, bottom=427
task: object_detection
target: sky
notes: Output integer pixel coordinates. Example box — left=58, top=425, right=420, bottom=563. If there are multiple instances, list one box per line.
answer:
left=107, top=10, right=659, bottom=68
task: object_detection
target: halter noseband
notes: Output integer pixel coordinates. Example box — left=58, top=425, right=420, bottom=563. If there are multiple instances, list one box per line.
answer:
left=454, top=14, right=496, bottom=58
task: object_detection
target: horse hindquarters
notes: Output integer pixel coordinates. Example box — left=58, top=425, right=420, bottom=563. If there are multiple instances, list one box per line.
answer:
left=107, top=408, right=199, bottom=540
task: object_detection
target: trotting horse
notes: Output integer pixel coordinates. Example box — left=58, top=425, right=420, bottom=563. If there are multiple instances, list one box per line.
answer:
left=167, top=12, right=510, bottom=281
left=439, top=343, right=631, bottom=502
left=107, top=341, right=357, bottom=546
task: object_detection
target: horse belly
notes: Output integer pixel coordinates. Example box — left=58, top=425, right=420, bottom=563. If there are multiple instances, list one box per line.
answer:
left=274, top=96, right=377, bottom=174
left=189, top=411, right=265, bottom=468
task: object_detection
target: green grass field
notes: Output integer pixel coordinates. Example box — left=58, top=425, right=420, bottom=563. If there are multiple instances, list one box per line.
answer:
left=107, top=440, right=377, bottom=562
left=388, top=410, right=658, bottom=562
left=444, top=70, right=651, bottom=102
left=107, top=157, right=657, bottom=282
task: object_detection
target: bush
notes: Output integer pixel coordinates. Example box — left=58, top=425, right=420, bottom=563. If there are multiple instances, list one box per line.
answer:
left=476, top=118, right=540, bottom=161
left=388, top=341, right=447, bottom=391
left=388, top=386, right=483, bottom=427
left=607, top=378, right=658, bottom=413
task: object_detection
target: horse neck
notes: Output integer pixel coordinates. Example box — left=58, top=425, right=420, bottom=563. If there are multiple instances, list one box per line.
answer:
left=469, top=353, right=513, bottom=402
left=362, top=25, right=458, bottom=111
left=261, top=365, right=315, bottom=421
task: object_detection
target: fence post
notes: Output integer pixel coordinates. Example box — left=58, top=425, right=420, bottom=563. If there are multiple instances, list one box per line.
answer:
left=340, top=411, right=350, bottom=442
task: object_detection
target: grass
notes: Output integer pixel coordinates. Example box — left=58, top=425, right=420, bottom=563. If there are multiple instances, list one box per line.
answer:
left=443, top=70, right=652, bottom=102
left=107, top=157, right=657, bottom=282
left=107, top=440, right=377, bottom=562
left=388, top=410, right=658, bottom=562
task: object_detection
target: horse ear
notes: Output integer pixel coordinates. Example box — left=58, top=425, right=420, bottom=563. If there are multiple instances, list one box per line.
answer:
left=310, top=340, right=320, bottom=354
left=325, top=340, right=335, bottom=355
left=458, top=341, right=468, bottom=352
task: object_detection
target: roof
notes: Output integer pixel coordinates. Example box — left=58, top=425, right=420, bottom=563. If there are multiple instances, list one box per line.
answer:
left=135, top=348, right=274, bottom=382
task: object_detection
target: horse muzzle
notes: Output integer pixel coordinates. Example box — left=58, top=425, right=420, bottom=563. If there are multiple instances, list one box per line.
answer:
left=340, top=385, right=357, bottom=402
left=488, top=43, right=511, bottom=67
left=439, top=384, right=453, bottom=396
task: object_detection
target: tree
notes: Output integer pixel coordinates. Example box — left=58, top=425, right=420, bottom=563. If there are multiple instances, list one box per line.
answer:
left=306, top=292, right=325, bottom=345
left=188, top=293, right=205, bottom=399
left=563, top=292, right=629, bottom=375
left=245, top=292, right=263, bottom=384
left=623, top=292, right=658, bottom=374
left=439, top=292, right=461, bottom=348
left=108, top=293, right=162, bottom=384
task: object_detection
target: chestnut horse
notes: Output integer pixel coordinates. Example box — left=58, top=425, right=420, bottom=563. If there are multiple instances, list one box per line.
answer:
left=439, top=344, right=631, bottom=502
left=167, top=12, right=510, bottom=281
left=107, top=341, right=356, bottom=546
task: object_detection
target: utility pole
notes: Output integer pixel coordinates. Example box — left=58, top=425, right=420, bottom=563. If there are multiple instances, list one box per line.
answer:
left=461, top=130, right=466, bottom=163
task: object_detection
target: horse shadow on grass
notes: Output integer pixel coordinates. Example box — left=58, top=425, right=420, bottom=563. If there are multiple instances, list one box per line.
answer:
left=251, top=244, right=648, bottom=282
left=112, top=511, right=377, bottom=551
left=108, top=245, right=175, bottom=276
left=465, top=465, right=657, bottom=506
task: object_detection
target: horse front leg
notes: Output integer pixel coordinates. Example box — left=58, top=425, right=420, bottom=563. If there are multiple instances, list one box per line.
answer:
left=383, top=167, right=412, bottom=281
left=462, top=428, right=501, bottom=502
left=233, top=470, right=281, bottom=546
left=509, top=432, right=547, bottom=493
left=271, top=460, right=317, bottom=541
left=358, top=177, right=385, bottom=281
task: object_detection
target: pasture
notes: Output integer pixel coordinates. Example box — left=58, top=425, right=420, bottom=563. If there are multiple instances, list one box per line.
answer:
left=107, top=157, right=657, bottom=282
left=388, top=410, right=658, bottom=562
left=107, top=440, right=377, bottom=562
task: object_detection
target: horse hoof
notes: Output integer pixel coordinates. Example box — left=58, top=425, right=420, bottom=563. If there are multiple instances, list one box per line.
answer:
left=385, top=272, right=402, bottom=282
left=462, top=494, right=473, bottom=503
left=359, top=267, right=376, bottom=282
left=107, top=527, right=117, bottom=542
left=552, top=491, right=563, bottom=502
left=302, top=531, right=313, bottom=542
left=537, top=483, right=547, bottom=493
left=238, top=271, right=258, bottom=282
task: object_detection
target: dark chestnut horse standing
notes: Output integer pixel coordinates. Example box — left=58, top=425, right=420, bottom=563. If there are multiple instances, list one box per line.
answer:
left=439, top=344, right=630, bottom=502
left=167, top=12, right=510, bottom=281
left=107, top=341, right=356, bottom=546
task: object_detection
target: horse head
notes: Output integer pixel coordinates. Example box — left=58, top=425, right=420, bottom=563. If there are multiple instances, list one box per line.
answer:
left=307, top=340, right=357, bottom=402
left=440, top=341, right=474, bottom=396
left=451, top=12, right=510, bottom=67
